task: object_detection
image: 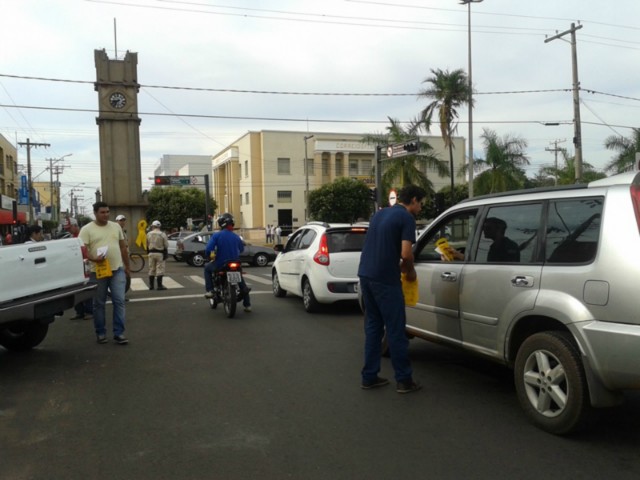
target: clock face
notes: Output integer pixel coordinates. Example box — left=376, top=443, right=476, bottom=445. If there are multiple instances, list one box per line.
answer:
left=109, top=92, right=127, bottom=109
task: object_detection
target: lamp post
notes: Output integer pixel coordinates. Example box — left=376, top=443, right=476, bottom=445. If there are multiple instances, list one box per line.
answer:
left=304, top=135, right=314, bottom=221
left=460, top=0, right=483, bottom=199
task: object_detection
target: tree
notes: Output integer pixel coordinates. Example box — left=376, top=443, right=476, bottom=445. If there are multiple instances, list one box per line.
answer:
left=539, top=149, right=606, bottom=185
left=361, top=117, right=449, bottom=198
left=604, top=128, right=640, bottom=174
left=418, top=68, right=472, bottom=192
left=308, top=177, right=372, bottom=223
left=472, top=128, right=530, bottom=195
left=146, top=187, right=216, bottom=229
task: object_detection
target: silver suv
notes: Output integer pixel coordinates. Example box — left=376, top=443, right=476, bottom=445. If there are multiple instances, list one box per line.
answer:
left=408, top=171, right=640, bottom=434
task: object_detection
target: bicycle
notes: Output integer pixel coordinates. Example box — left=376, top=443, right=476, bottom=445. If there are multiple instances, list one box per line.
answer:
left=128, top=252, right=145, bottom=273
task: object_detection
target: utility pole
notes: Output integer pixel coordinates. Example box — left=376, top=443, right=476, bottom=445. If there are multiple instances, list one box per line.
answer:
left=18, top=139, right=50, bottom=224
left=545, top=139, right=566, bottom=185
left=46, top=154, right=72, bottom=222
left=545, top=23, right=583, bottom=183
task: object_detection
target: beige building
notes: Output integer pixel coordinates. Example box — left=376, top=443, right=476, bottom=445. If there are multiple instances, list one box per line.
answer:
left=0, top=133, right=18, bottom=199
left=210, top=130, right=465, bottom=232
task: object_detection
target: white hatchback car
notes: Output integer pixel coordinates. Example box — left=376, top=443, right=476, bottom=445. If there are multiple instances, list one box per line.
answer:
left=271, top=222, right=368, bottom=312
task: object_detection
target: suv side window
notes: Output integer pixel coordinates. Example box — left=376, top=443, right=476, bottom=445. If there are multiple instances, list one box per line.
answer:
left=475, top=203, right=542, bottom=264
left=415, top=210, right=477, bottom=262
left=545, top=197, right=603, bottom=264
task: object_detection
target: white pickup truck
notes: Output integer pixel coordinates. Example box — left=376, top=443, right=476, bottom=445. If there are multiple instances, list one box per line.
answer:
left=0, top=237, right=96, bottom=352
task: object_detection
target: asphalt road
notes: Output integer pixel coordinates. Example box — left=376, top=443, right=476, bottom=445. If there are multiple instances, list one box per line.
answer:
left=2, top=260, right=640, bottom=480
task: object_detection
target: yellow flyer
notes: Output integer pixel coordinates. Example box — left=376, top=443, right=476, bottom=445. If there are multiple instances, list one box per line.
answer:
left=95, top=258, right=113, bottom=279
left=401, top=273, right=419, bottom=306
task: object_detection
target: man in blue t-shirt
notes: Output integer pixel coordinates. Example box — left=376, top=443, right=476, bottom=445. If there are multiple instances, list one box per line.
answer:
left=358, top=184, right=426, bottom=393
left=203, top=213, right=252, bottom=312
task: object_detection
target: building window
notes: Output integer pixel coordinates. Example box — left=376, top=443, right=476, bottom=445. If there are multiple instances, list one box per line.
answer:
left=239, top=194, right=242, bottom=205
left=245, top=192, right=249, bottom=204
left=278, top=157, right=290, bottom=175
left=361, top=159, right=372, bottom=175
left=322, top=158, right=329, bottom=176
left=349, top=160, right=359, bottom=176
left=335, top=156, right=343, bottom=177
left=307, top=158, right=315, bottom=176
left=244, top=160, right=249, bottom=178
left=277, top=190, right=292, bottom=203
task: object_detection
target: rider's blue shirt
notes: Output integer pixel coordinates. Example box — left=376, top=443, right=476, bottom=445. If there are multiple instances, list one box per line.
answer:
left=205, top=228, right=245, bottom=269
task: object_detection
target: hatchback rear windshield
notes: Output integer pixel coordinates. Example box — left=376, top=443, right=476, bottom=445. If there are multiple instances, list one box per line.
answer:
left=326, top=230, right=367, bottom=253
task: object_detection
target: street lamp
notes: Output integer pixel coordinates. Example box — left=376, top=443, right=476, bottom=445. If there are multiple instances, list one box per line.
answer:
left=304, top=135, right=314, bottom=221
left=460, top=0, right=483, bottom=199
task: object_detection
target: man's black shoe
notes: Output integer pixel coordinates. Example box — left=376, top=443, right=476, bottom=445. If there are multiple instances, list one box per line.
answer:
left=361, top=377, right=390, bottom=390
left=114, top=335, right=129, bottom=345
left=396, top=380, right=422, bottom=394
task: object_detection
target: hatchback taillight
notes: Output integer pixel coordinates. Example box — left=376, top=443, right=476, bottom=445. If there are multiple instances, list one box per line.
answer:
left=313, top=233, right=330, bottom=266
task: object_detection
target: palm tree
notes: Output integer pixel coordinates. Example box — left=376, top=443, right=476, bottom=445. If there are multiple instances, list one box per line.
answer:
left=473, top=128, right=529, bottom=195
left=604, top=128, right=640, bottom=174
left=417, top=68, right=472, bottom=193
left=540, top=149, right=606, bottom=185
left=361, top=117, right=448, bottom=196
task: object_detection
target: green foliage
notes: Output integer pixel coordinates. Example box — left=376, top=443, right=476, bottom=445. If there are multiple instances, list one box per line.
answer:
left=472, top=128, right=530, bottom=195
left=361, top=117, right=449, bottom=197
left=308, top=177, right=373, bottom=223
left=538, top=149, right=606, bottom=185
left=146, top=187, right=217, bottom=229
left=604, top=128, right=640, bottom=174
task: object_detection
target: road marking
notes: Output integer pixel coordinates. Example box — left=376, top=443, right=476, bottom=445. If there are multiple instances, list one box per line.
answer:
left=161, top=277, right=184, bottom=289
left=188, top=275, right=205, bottom=285
left=130, top=278, right=149, bottom=291
left=126, top=291, right=273, bottom=303
left=243, top=273, right=272, bottom=285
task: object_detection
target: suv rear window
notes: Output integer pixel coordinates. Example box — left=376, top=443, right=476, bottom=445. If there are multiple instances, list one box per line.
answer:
left=326, top=229, right=367, bottom=253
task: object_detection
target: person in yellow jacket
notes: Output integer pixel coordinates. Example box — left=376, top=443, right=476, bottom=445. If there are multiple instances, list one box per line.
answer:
left=146, top=220, right=169, bottom=290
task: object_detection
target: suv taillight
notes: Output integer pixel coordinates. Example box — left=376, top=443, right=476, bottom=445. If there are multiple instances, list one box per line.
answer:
left=631, top=183, right=640, bottom=234
left=313, top=233, right=330, bottom=266
left=81, top=245, right=90, bottom=278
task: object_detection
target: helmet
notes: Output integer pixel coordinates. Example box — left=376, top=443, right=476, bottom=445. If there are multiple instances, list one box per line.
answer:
left=151, top=220, right=161, bottom=227
left=115, top=214, right=126, bottom=221
left=217, top=213, right=235, bottom=229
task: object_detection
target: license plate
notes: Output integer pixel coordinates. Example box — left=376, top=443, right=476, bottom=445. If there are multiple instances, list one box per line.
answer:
left=226, top=271, right=242, bottom=284
left=353, top=282, right=359, bottom=293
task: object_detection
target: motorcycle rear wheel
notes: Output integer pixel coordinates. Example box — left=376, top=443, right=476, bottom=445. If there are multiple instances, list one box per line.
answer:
left=224, top=283, right=237, bottom=318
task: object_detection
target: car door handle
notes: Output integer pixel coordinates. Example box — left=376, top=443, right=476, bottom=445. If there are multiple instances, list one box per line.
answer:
left=511, top=275, right=534, bottom=287
left=441, top=272, right=458, bottom=282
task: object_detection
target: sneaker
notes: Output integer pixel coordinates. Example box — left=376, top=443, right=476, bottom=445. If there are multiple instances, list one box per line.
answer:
left=396, top=380, right=422, bottom=394
left=84, top=314, right=94, bottom=320
left=204, top=291, right=214, bottom=299
left=244, top=306, right=252, bottom=313
left=361, top=376, right=390, bottom=390
left=96, top=335, right=108, bottom=344
left=114, top=335, right=129, bottom=345
left=70, top=314, right=85, bottom=320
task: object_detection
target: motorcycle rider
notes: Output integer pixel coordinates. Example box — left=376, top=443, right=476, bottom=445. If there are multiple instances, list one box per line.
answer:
left=203, top=213, right=252, bottom=312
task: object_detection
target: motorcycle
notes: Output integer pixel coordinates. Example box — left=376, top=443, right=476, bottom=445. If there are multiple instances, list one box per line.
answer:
left=208, top=260, right=247, bottom=318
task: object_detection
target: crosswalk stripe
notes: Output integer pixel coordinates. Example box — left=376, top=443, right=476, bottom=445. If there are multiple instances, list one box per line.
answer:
left=188, top=275, right=205, bottom=285
left=130, top=278, right=148, bottom=291
left=243, top=273, right=272, bottom=285
left=161, top=277, right=184, bottom=289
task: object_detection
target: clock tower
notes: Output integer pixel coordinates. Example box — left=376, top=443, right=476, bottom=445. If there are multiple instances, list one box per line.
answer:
left=94, top=49, right=146, bottom=241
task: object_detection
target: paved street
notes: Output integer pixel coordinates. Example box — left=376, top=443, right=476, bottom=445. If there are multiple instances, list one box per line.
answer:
left=1, top=260, right=640, bottom=480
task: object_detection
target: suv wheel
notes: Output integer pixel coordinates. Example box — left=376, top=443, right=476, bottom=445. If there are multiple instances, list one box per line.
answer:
left=191, top=253, right=205, bottom=267
left=514, top=331, right=590, bottom=435
left=302, top=278, right=320, bottom=313
left=272, top=272, right=287, bottom=297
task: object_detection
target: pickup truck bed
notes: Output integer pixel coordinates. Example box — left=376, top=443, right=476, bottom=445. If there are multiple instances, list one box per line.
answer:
left=0, top=237, right=96, bottom=351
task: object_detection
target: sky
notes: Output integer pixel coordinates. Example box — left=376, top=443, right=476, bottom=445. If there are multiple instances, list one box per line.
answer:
left=1, top=0, right=639, bottom=215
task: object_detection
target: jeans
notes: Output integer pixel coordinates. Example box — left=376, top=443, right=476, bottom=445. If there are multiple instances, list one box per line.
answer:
left=204, top=262, right=251, bottom=307
left=92, top=268, right=126, bottom=337
left=360, top=276, right=412, bottom=383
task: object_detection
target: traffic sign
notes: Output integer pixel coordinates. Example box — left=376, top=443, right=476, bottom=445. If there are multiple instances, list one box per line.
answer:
left=386, top=140, right=420, bottom=159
